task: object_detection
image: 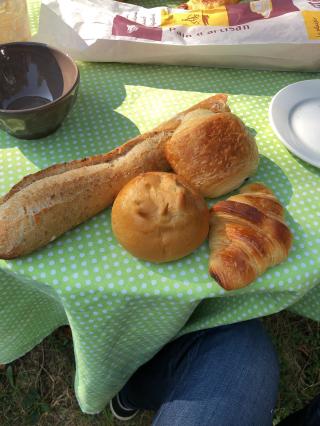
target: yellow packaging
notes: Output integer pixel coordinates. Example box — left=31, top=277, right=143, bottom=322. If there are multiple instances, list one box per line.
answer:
left=0, top=0, right=30, bottom=43
left=161, top=7, right=229, bottom=27
left=302, top=11, right=320, bottom=40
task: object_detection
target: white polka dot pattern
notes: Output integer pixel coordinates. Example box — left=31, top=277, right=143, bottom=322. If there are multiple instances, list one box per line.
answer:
left=0, top=0, right=319, bottom=414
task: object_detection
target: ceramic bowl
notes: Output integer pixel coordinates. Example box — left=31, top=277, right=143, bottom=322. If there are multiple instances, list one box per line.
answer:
left=0, top=42, right=79, bottom=139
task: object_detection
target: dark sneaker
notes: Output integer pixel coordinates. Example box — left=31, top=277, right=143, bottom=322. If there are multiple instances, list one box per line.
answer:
left=110, top=393, right=139, bottom=421
left=278, top=394, right=320, bottom=426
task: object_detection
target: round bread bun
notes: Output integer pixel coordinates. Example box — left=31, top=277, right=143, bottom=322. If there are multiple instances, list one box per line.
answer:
left=111, top=172, right=209, bottom=263
left=165, top=112, right=259, bottom=198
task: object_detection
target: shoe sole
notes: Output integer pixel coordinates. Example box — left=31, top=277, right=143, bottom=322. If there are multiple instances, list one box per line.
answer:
left=109, top=395, right=139, bottom=422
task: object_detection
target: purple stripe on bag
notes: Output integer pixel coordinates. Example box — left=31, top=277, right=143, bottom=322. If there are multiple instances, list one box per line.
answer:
left=227, top=0, right=299, bottom=26
left=112, top=16, right=162, bottom=41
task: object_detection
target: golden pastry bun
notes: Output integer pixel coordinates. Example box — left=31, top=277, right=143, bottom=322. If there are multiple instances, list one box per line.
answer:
left=111, top=172, right=209, bottom=263
left=165, top=112, right=259, bottom=198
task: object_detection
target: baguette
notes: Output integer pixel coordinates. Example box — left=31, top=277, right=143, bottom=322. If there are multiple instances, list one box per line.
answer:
left=0, top=94, right=230, bottom=258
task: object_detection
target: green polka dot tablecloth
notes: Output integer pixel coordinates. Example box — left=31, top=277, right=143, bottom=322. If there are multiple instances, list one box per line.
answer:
left=0, top=0, right=319, bottom=414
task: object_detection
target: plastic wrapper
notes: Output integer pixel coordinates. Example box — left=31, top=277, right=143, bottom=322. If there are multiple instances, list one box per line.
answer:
left=34, top=0, right=320, bottom=70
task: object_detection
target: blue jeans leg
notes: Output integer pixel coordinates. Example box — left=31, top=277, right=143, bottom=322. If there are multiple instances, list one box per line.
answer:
left=120, top=319, right=279, bottom=426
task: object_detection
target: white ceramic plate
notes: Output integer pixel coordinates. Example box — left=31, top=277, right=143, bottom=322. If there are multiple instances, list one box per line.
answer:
left=269, top=80, right=320, bottom=168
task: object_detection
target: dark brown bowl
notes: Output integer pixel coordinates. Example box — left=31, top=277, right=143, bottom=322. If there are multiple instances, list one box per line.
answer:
left=0, top=42, right=79, bottom=139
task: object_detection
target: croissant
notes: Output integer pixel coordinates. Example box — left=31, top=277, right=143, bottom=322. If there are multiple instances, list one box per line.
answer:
left=208, top=183, right=293, bottom=290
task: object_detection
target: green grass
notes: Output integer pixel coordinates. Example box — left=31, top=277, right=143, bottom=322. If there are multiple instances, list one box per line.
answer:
left=1, top=312, right=320, bottom=425
left=264, top=313, right=320, bottom=424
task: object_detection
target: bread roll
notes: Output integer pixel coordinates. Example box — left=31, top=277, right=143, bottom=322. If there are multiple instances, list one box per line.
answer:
left=0, top=94, right=229, bottom=258
left=208, top=183, right=293, bottom=290
left=112, top=172, right=209, bottom=263
left=165, top=112, right=259, bottom=198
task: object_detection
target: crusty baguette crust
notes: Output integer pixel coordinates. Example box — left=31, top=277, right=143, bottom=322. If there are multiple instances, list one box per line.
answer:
left=0, top=94, right=229, bottom=258
left=2, top=130, right=169, bottom=204
left=3, top=94, right=229, bottom=203
left=0, top=133, right=171, bottom=258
